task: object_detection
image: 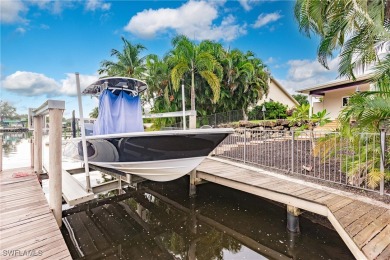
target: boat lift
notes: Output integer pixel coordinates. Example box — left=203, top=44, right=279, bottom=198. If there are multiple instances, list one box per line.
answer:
left=28, top=73, right=198, bottom=208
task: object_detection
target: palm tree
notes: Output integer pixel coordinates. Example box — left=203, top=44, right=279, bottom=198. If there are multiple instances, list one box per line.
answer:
left=169, top=35, right=222, bottom=129
left=98, top=37, right=147, bottom=78
left=294, top=0, right=390, bottom=82
left=219, top=49, right=268, bottom=119
left=339, top=78, right=390, bottom=134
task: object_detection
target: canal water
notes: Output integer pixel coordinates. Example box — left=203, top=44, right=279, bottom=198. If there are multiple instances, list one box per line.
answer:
left=3, top=132, right=354, bottom=260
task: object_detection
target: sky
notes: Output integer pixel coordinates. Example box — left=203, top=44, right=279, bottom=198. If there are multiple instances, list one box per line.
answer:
left=0, top=0, right=340, bottom=118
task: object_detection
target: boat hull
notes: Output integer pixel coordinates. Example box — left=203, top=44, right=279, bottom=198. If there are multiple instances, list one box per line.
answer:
left=63, top=129, right=232, bottom=182
left=91, top=156, right=207, bottom=181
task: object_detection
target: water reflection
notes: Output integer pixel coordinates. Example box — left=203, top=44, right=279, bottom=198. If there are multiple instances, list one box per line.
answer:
left=1, top=132, right=31, bottom=155
left=2, top=132, right=32, bottom=169
left=62, top=178, right=354, bottom=260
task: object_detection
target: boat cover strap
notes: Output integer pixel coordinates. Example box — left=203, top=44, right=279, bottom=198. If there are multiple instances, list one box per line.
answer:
left=93, top=90, right=144, bottom=135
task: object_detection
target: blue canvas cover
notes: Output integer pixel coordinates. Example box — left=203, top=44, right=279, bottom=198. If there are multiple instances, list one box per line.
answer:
left=93, top=90, right=144, bottom=135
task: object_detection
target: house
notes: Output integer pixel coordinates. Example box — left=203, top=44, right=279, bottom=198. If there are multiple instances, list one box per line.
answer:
left=258, top=77, right=299, bottom=108
left=297, top=74, right=373, bottom=120
left=1, top=119, right=27, bottom=128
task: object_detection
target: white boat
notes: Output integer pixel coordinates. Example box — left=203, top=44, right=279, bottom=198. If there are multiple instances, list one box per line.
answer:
left=63, top=77, right=233, bottom=181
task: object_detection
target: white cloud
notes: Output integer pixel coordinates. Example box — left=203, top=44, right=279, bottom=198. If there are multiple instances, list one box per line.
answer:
left=277, top=57, right=340, bottom=92
left=15, top=27, right=26, bottom=34
left=124, top=1, right=246, bottom=41
left=238, top=0, right=258, bottom=11
left=1, top=71, right=60, bottom=96
left=59, top=73, right=100, bottom=96
left=0, top=0, right=109, bottom=24
left=265, top=57, right=275, bottom=64
left=85, top=0, right=111, bottom=11
left=28, top=0, right=73, bottom=15
left=0, top=0, right=27, bottom=23
left=1, top=71, right=99, bottom=97
left=253, top=12, right=282, bottom=28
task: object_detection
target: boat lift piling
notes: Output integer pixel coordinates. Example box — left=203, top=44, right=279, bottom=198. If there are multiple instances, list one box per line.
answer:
left=75, top=72, right=92, bottom=192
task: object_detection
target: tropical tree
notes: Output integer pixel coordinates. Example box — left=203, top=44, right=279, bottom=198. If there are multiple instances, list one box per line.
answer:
left=218, top=49, right=269, bottom=119
left=339, top=79, right=390, bottom=134
left=89, top=107, right=99, bottom=118
left=98, top=37, right=147, bottom=78
left=295, top=0, right=390, bottom=133
left=169, top=35, right=222, bottom=128
left=292, top=94, right=309, bottom=105
left=294, top=0, right=390, bottom=82
left=0, top=101, right=17, bottom=122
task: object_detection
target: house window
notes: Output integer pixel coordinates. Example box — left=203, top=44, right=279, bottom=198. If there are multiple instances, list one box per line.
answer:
left=342, top=96, right=350, bottom=107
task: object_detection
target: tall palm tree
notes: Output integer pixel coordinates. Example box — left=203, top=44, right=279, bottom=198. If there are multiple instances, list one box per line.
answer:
left=169, top=35, right=222, bottom=129
left=98, top=37, right=147, bottom=78
left=219, top=49, right=268, bottom=119
left=294, top=0, right=390, bottom=82
left=144, top=54, right=172, bottom=104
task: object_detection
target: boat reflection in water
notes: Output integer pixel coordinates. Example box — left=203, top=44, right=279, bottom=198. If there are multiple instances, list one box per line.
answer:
left=62, top=179, right=354, bottom=260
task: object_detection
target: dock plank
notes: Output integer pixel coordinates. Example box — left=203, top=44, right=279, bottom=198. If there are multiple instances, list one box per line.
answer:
left=197, top=158, right=390, bottom=260
left=0, top=167, right=71, bottom=259
left=362, top=224, right=390, bottom=259
left=354, top=210, right=390, bottom=249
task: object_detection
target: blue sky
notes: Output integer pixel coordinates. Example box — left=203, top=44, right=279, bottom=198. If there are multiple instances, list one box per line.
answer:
left=1, top=0, right=339, bottom=118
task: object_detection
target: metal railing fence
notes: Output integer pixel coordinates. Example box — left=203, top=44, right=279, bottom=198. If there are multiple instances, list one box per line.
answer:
left=167, top=110, right=244, bottom=129
left=214, top=128, right=389, bottom=196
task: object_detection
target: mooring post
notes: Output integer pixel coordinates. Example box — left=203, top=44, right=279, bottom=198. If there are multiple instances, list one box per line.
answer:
left=30, top=137, right=34, bottom=168
left=189, top=169, right=197, bottom=197
left=286, top=205, right=301, bottom=233
left=49, top=108, right=64, bottom=227
left=33, top=115, right=43, bottom=176
left=0, top=135, right=3, bottom=172
left=72, top=110, right=76, bottom=138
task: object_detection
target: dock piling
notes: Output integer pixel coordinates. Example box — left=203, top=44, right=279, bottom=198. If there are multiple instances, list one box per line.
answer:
left=286, top=205, right=301, bottom=233
left=30, top=137, right=34, bottom=168
left=33, top=115, right=43, bottom=175
left=0, top=135, right=2, bottom=172
left=189, top=169, right=197, bottom=197
left=49, top=108, right=64, bottom=227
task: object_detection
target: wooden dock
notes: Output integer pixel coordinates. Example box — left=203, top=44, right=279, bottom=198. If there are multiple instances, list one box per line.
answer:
left=0, top=167, right=71, bottom=259
left=196, top=157, right=390, bottom=260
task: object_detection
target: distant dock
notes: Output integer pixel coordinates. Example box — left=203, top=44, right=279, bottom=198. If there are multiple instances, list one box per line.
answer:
left=194, top=158, right=390, bottom=260
left=0, top=167, right=71, bottom=259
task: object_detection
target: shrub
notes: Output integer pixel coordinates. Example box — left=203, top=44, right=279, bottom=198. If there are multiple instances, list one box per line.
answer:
left=248, top=101, right=288, bottom=120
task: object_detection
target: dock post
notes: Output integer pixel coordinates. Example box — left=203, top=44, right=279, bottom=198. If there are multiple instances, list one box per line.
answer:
left=33, top=115, right=43, bottom=176
left=0, top=135, right=2, bottom=172
left=72, top=110, right=76, bottom=138
left=189, top=169, right=197, bottom=197
left=286, top=205, right=301, bottom=233
left=30, top=137, right=34, bottom=168
left=49, top=107, right=64, bottom=227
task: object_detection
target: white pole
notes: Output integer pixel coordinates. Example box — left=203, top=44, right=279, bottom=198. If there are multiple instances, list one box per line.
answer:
left=75, top=72, right=91, bottom=192
left=181, top=82, right=186, bottom=130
